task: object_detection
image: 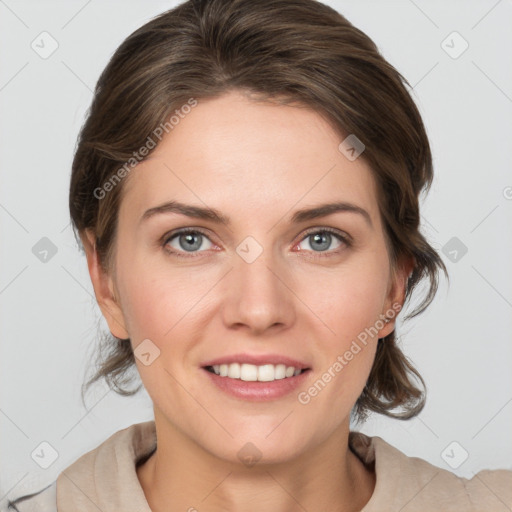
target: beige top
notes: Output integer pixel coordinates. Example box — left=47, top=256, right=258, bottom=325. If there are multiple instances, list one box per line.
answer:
left=9, top=420, right=512, bottom=511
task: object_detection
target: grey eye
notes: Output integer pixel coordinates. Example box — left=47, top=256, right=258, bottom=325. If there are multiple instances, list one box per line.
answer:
left=166, top=230, right=213, bottom=253
left=298, top=231, right=343, bottom=252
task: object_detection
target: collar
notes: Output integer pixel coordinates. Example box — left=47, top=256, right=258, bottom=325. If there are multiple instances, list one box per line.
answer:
left=55, top=419, right=458, bottom=511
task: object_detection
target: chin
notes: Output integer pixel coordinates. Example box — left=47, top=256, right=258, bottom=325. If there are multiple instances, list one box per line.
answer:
left=202, top=427, right=312, bottom=468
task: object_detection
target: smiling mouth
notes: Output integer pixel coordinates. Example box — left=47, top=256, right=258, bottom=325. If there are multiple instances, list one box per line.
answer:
left=204, top=363, right=309, bottom=382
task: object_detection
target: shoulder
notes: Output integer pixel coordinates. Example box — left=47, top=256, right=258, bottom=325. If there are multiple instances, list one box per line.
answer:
left=57, top=421, right=155, bottom=510
left=349, top=431, right=512, bottom=511
left=3, top=421, right=155, bottom=512
left=2, top=481, right=56, bottom=512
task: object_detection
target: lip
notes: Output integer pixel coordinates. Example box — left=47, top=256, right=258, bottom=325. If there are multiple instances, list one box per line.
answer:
left=201, top=353, right=311, bottom=370
left=202, top=366, right=311, bottom=401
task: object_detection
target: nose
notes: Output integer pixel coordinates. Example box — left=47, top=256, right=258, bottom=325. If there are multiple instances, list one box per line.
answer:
left=221, top=244, right=296, bottom=336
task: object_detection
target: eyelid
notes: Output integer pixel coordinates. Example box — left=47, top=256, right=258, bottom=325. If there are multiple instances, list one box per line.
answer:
left=299, top=226, right=353, bottom=245
left=161, top=227, right=217, bottom=256
left=161, top=225, right=352, bottom=257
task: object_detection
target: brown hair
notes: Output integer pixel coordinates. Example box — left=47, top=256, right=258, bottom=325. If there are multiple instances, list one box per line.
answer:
left=70, top=0, right=447, bottom=422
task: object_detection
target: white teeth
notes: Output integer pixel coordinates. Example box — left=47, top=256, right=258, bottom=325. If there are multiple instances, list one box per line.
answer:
left=210, top=363, right=304, bottom=381
left=257, top=364, right=274, bottom=382
left=227, top=362, right=240, bottom=378
left=240, top=363, right=258, bottom=381
left=274, top=364, right=286, bottom=380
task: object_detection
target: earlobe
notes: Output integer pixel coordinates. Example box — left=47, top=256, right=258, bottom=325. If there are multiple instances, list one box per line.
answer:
left=81, top=229, right=130, bottom=340
left=377, top=256, right=414, bottom=339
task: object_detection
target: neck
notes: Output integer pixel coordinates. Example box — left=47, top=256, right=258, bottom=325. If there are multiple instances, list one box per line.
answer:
left=137, top=413, right=375, bottom=512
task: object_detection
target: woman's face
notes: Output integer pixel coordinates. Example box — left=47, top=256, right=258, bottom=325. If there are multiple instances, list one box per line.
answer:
left=89, top=89, right=407, bottom=464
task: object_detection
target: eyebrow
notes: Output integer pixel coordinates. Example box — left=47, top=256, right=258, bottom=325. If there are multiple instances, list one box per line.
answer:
left=140, top=200, right=373, bottom=228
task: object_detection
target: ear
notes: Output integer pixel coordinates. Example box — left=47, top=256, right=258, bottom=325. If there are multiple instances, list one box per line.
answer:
left=377, top=256, right=414, bottom=339
left=82, top=229, right=130, bottom=339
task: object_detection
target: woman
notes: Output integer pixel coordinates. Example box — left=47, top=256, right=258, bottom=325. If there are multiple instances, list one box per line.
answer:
left=8, top=0, right=512, bottom=510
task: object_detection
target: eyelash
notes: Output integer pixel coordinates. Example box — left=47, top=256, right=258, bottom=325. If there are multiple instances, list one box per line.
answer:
left=161, top=227, right=352, bottom=259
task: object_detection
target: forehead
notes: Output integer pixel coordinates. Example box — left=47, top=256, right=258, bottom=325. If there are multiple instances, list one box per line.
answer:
left=120, top=90, right=380, bottom=226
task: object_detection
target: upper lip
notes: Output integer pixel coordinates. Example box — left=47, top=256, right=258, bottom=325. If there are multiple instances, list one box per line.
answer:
left=201, top=353, right=311, bottom=369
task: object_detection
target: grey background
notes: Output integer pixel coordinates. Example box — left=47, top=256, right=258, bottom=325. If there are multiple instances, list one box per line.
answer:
left=1, top=0, right=511, bottom=504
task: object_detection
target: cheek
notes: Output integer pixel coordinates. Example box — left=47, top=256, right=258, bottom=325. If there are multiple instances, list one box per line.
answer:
left=295, top=273, right=384, bottom=430
left=117, top=263, right=202, bottom=394
left=295, top=256, right=388, bottom=402
left=304, top=258, right=390, bottom=343
left=115, top=248, right=208, bottom=340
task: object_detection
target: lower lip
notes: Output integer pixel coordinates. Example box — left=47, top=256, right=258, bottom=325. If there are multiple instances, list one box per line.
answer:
left=202, top=368, right=311, bottom=401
